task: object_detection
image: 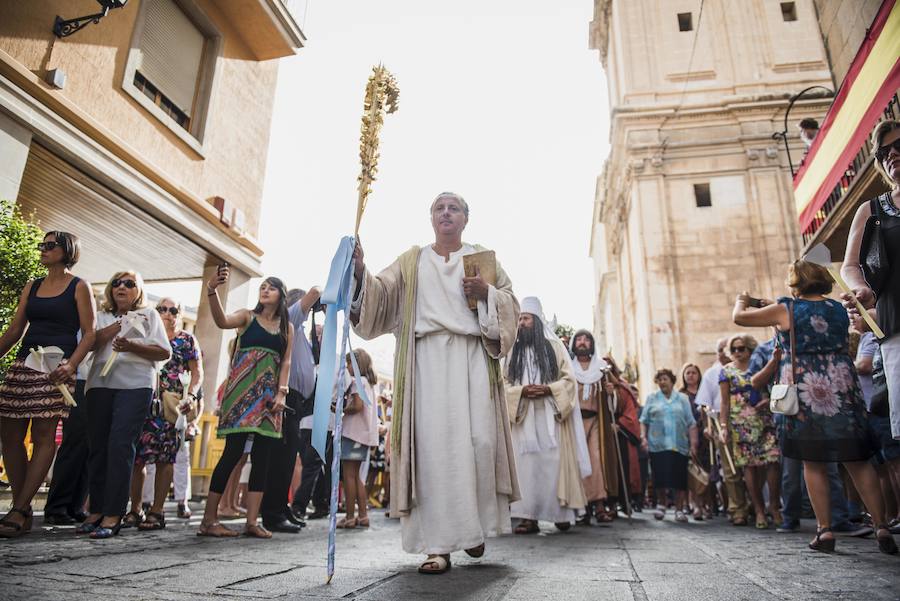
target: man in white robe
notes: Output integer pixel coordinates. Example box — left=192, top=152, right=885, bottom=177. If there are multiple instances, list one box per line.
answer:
left=504, top=297, right=587, bottom=532
left=350, top=192, right=520, bottom=574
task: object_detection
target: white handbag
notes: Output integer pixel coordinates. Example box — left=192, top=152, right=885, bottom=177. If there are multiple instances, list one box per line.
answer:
left=770, top=301, right=799, bottom=416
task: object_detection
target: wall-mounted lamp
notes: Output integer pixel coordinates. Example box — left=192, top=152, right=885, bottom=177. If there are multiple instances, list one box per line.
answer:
left=53, top=0, right=129, bottom=38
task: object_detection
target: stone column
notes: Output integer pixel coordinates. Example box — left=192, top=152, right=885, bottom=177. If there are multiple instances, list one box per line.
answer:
left=0, top=112, right=32, bottom=202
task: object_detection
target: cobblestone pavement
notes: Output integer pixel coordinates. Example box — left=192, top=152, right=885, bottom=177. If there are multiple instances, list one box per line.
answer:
left=0, top=504, right=898, bottom=601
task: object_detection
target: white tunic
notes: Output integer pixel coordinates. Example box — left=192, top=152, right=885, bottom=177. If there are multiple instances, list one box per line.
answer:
left=400, top=245, right=511, bottom=554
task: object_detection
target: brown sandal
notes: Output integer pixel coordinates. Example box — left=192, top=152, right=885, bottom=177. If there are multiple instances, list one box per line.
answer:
left=197, top=521, right=239, bottom=537
left=465, top=543, right=485, bottom=558
left=138, top=512, right=166, bottom=531
left=418, top=554, right=451, bottom=574
left=337, top=517, right=358, bottom=529
left=244, top=523, right=273, bottom=539
left=514, top=519, right=539, bottom=534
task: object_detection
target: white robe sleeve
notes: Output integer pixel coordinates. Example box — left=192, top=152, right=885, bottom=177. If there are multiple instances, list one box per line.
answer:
left=476, top=285, right=501, bottom=341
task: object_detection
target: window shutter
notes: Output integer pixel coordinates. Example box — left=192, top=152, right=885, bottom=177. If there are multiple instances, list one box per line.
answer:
left=137, top=0, right=205, bottom=116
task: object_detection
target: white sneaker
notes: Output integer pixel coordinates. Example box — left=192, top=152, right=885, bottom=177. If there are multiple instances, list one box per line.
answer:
left=675, top=510, right=688, bottom=523
left=654, top=506, right=666, bottom=520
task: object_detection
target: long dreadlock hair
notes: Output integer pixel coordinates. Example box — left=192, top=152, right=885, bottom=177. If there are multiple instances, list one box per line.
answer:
left=507, top=315, right=559, bottom=384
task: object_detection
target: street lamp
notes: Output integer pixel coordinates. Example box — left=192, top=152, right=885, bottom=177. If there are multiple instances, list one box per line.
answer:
left=772, top=85, right=834, bottom=177
left=53, top=0, right=129, bottom=38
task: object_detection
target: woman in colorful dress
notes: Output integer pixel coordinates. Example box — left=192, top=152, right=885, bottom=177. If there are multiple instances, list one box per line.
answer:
left=337, top=348, right=378, bottom=529
left=127, top=297, right=202, bottom=530
left=0, top=231, right=96, bottom=537
left=733, top=259, right=897, bottom=554
left=198, top=268, right=293, bottom=538
left=80, top=270, right=171, bottom=539
left=718, top=334, right=781, bottom=529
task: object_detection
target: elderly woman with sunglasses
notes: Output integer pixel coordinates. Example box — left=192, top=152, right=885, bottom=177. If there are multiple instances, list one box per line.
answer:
left=841, top=120, right=900, bottom=443
left=0, top=232, right=96, bottom=537
left=78, top=271, right=170, bottom=539
left=126, top=298, right=203, bottom=531
left=718, top=333, right=781, bottom=528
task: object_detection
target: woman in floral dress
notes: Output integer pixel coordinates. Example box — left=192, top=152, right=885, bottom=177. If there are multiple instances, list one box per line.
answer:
left=732, top=260, right=897, bottom=555
left=718, top=334, right=781, bottom=529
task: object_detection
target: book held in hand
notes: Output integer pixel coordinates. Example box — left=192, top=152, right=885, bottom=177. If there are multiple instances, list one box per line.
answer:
left=462, top=250, right=496, bottom=310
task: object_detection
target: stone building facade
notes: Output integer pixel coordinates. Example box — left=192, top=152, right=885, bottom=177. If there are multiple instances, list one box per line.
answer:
left=588, top=0, right=834, bottom=390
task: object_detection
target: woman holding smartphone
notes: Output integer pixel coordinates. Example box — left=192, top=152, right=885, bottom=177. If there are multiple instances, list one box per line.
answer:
left=198, top=264, right=293, bottom=538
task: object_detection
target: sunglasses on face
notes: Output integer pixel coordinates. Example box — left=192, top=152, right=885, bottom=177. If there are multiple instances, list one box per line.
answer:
left=875, top=139, right=900, bottom=163
left=156, top=306, right=179, bottom=316
left=731, top=346, right=748, bottom=353
left=111, top=279, right=137, bottom=289
left=37, top=241, right=62, bottom=251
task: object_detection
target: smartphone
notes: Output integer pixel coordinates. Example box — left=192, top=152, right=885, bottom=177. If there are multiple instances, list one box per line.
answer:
left=217, top=262, right=229, bottom=277
left=746, top=296, right=766, bottom=308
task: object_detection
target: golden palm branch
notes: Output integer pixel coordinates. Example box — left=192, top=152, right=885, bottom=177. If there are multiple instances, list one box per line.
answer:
left=355, top=64, right=399, bottom=236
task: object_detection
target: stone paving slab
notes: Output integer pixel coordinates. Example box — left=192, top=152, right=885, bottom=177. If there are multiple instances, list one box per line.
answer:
left=0, top=507, right=898, bottom=601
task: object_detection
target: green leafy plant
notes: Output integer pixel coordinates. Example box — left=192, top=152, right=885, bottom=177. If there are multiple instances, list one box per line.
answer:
left=0, top=200, right=45, bottom=377
left=554, top=323, right=575, bottom=341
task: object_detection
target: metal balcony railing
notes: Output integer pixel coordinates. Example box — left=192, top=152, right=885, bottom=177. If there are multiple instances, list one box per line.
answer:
left=801, top=92, right=900, bottom=245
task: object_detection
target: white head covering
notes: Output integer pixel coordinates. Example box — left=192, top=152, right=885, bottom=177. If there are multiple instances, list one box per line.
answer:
left=513, top=295, right=592, bottom=479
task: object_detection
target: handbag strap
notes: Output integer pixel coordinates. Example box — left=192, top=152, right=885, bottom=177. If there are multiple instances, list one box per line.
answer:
left=788, top=300, right=797, bottom=385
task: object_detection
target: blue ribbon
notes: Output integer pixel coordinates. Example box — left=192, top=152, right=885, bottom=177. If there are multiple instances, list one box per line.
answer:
left=311, top=235, right=370, bottom=583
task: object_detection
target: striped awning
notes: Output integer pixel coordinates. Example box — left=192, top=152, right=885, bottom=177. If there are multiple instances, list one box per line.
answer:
left=794, top=0, right=900, bottom=230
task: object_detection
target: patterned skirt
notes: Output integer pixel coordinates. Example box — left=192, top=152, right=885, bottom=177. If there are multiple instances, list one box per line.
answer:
left=0, top=359, right=72, bottom=419
left=135, top=415, right=179, bottom=465
left=217, top=347, right=282, bottom=439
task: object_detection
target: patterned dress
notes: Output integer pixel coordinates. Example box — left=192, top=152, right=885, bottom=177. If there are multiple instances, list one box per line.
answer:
left=719, top=365, right=780, bottom=468
left=777, top=298, right=875, bottom=462
left=217, top=317, right=283, bottom=439
left=135, top=331, right=199, bottom=465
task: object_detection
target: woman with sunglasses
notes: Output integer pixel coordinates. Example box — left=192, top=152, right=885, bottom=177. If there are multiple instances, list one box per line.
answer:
left=198, top=267, right=293, bottom=538
left=841, top=120, right=900, bottom=445
left=126, top=298, right=203, bottom=531
left=718, top=333, right=781, bottom=529
left=0, top=232, right=96, bottom=537
left=79, top=271, right=170, bottom=539
left=733, top=261, right=897, bottom=554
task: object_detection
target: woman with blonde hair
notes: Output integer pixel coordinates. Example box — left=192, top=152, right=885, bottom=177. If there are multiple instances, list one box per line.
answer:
left=78, top=270, right=170, bottom=539
left=337, top=348, right=379, bottom=528
left=733, top=259, right=897, bottom=554
left=718, top=333, right=781, bottom=528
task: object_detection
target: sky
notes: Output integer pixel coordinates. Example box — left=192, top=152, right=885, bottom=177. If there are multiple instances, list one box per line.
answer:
left=153, top=0, right=610, bottom=375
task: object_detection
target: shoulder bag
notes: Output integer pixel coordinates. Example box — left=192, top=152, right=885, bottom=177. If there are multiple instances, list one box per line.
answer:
left=859, top=194, right=891, bottom=296
left=770, top=301, right=799, bottom=416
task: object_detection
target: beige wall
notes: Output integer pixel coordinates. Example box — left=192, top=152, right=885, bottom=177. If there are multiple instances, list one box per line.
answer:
left=0, top=0, right=279, bottom=236
left=813, top=0, right=883, bottom=86
left=590, top=0, right=833, bottom=393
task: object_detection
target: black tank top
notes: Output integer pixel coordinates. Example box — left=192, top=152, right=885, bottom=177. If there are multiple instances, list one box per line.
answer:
left=238, top=316, right=284, bottom=355
left=872, top=194, right=900, bottom=339
left=18, top=277, right=81, bottom=359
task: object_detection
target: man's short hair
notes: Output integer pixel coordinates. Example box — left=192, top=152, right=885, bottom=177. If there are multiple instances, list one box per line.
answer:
left=430, top=192, right=470, bottom=217
left=798, top=118, right=819, bottom=130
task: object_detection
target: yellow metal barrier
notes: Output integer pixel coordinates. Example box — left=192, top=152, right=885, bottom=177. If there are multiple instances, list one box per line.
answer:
left=190, top=413, right=225, bottom=495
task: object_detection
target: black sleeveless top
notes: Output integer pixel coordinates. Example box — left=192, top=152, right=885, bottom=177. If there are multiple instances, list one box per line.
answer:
left=238, top=316, right=284, bottom=355
left=872, top=194, right=900, bottom=339
left=18, top=277, right=82, bottom=359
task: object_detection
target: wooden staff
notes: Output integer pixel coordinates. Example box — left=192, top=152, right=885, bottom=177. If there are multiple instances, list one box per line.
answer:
left=604, top=374, right=632, bottom=524
left=708, top=410, right=736, bottom=475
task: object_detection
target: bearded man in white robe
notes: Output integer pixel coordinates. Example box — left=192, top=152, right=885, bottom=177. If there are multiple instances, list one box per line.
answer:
left=504, top=297, right=587, bottom=533
left=350, top=192, right=520, bottom=575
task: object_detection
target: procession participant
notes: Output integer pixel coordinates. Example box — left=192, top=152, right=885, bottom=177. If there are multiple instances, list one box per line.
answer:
left=351, top=191, right=520, bottom=575
left=602, top=365, right=643, bottom=512
left=261, top=286, right=321, bottom=533
left=505, top=298, right=586, bottom=533
left=198, top=272, right=293, bottom=539
left=0, top=232, right=96, bottom=536
left=696, top=337, right=750, bottom=524
left=570, top=329, right=610, bottom=523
